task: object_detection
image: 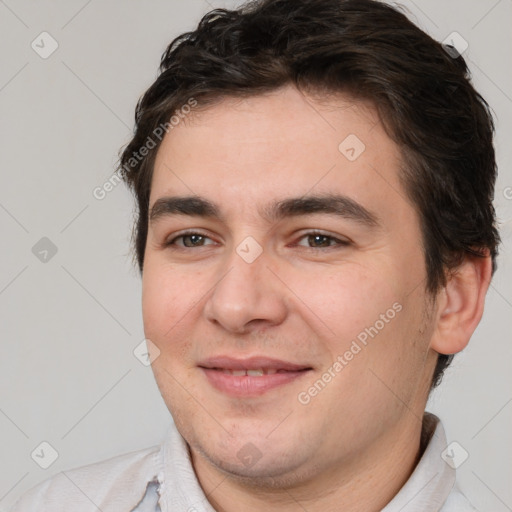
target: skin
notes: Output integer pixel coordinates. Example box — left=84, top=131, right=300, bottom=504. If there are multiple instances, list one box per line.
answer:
left=142, top=85, right=492, bottom=511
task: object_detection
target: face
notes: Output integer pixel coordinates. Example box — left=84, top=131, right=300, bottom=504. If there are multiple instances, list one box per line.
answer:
left=142, top=85, right=438, bottom=485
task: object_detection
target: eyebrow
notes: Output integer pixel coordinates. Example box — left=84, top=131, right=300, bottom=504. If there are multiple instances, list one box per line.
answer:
left=149, top=194, right=380, bottom=228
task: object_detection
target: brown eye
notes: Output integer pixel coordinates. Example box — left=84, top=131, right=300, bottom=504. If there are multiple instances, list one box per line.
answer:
left=181, top=234, right=207, bottom=247
left=166, top=232, right=215, bottom=248
left=307, top=234, right=334, bottom=248
left=296, top=232, right=350, bottom=249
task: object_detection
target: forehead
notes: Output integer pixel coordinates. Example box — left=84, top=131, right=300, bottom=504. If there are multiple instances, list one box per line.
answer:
left=150, top=85, right=409, bottom=222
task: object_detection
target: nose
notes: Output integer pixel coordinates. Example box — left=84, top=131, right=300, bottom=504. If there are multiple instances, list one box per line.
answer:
left=203, top=244, right=288, bottom=334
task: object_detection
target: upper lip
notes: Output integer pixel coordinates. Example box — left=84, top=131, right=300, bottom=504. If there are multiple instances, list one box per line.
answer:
left=198, top=356, right=312, bottom=371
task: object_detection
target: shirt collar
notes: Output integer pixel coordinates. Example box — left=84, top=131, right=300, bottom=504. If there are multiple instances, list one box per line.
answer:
left=152, top=412, right=455, bottom=511
left=157, top=422, right=217, bottom=512
left=382, top=413, right=455, bottom=511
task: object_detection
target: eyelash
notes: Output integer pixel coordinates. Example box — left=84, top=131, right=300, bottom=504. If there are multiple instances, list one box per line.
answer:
left=165, top=230, right=350, bottom=251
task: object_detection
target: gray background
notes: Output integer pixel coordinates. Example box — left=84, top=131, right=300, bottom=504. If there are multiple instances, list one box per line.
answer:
left=0, top=0, right=511, bottom=510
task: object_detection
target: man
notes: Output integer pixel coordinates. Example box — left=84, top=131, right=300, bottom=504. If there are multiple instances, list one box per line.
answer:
left=11, top=0, right=500, bottom=510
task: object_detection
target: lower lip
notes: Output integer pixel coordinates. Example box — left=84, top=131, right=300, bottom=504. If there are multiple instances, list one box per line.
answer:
left=200, top=368, right=311, bottom=397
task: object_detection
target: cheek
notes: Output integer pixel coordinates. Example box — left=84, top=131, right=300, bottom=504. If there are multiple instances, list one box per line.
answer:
left=298, top=266, right=428, bottom=416
left=142, top=264, right=203, bottom=402
left=141, top=261, right=199, bottom=344
left=293, top=260, right=427, bottom=399
left=293, top=263, right=401, bottom=345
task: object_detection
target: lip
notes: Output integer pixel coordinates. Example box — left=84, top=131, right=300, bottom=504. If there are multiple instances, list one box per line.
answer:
left=198, top=356, right=312, bottom=397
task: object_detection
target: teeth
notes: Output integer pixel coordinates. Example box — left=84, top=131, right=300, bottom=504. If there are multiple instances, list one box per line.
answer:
left=247, top=369, right=264, bottom=376
left=221, top=369, right=246, bottom=376
left=219, top=368, right=280, bottom=376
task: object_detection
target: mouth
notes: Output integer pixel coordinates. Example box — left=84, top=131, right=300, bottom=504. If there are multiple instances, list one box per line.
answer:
left=198, top=355, right=313, bottom=397
left=207, top=368, right=304, bottom=376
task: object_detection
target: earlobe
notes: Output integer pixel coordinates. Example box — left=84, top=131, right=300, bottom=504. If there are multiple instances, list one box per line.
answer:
left=430, top=254, right=493, bottom=355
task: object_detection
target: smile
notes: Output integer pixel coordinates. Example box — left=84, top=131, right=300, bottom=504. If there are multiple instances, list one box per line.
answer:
left=214, top=368, right=297, bottom=376
left=200, top=367, right=312, bottom=397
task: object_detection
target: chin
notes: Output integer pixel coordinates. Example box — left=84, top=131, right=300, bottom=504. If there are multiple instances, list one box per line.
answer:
left=202, top=449, right=315, bottom=489
left=192, top=431, right=318, bottom=484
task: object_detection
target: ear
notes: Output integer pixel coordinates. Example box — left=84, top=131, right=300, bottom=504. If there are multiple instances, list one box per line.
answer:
left=430, top=254, right=493, bottom=355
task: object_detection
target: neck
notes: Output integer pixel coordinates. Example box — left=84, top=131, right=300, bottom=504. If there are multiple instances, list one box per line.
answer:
left=191, top=413, right=428, bottom=512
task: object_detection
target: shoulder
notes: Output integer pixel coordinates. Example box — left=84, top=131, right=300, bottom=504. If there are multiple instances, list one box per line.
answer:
left=10, top=444, right=162, bottom=512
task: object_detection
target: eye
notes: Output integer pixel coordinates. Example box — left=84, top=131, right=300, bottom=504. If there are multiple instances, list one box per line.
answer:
left=165, top=231, right=216, bottom=248
left=163, top=230, right=349, bottom=250
left=295, top=231, right=350, bottom=249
